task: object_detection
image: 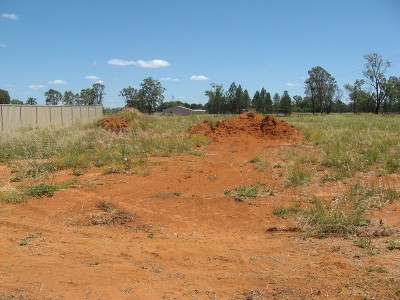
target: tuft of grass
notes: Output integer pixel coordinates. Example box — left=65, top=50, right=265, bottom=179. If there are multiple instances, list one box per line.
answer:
left=88, top=201, right=134, bottom=226
left=19, top=232, right=42, bottom=246
left=350, top=183, right=400, bottom=209
left=354, top=237, right=379, bottom=255
left=273, top=204, right=301, bottom=218
left=366, top=265, right=388, bottom=273
left=224, top=184, right=260, bottom=200
left=387, top=240, right=400, bottom=251
left=286, top=162, right=311, bottom=186
left=301, top=197, right=369, bottom=238
left=249, top=156, right=269, bottom=172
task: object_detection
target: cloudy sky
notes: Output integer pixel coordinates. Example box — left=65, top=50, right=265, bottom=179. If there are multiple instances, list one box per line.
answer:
left=1, top=0, right=399, bottom=107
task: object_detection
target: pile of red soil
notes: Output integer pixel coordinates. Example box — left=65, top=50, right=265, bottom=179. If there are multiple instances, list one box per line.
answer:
left=97, top=116, right=132, bottom=133
left=189, top=112, right=301, bottom=142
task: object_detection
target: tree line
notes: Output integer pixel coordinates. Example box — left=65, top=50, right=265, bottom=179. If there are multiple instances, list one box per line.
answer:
left=1, top=53, right=399, bottom=114
left=204, top=53, right=400, bottom=115
left=0, top=83, right=105, bottom=106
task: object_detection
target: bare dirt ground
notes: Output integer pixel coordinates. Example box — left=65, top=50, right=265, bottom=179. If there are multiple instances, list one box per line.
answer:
left=1, top=113, right=399, bottom=299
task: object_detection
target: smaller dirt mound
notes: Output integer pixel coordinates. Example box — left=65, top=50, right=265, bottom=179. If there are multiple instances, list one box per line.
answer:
left=97, top=116, right=132, bottom=133
left=189, top=112, right=301, bottom=142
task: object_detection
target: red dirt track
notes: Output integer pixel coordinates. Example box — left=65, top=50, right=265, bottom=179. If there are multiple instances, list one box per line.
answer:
left=1, top=113, right=399, bottom=299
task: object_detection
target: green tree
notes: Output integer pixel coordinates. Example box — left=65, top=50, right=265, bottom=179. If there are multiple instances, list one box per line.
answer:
left=0, top=89, right=11, bottom=104
left=225, top=82, right=237, bottom=114
left=344, top=79, right=364, bottom=113
left=243, top=89, right=251, bottom=112
left=26, top=97, right=37, bottom=105
left=120, top=86, right=141, bottom=109
left=205, top=83, right=225, bottom=115
left=235, top=84, right=245, bottom=114
left=80, top=88, right=96, bottom=105
left=10, top=99, right=23, bottom=105
left=138, top=77, right=165, bottom=114
left=363, top=53, right=391, bottom=114
left=45, top=89, right=62, bottom=105
left=92, top=83, right=105, bottom=105
left=273, top=93, right=280, bottom=115
left=252, top=90, right=261, bottom=112
left=384, top=76, right=400, bottom=112
left=63, top=90, right=75, bottom=105
left=305, top=66, right=337, bottom=114
left=280, top=90, right=292, bottom=116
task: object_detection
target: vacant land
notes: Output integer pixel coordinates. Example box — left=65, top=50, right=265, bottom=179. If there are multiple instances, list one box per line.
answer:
left=0, top=112, right=399, bottom=300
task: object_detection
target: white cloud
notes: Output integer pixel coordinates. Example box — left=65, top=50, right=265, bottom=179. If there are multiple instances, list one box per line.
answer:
left=107, top=58, right=171, bottom=68
left=286, top=82, right=300, bottom=88
left=28, top=84, right=46, bottom=90
left=2, top=13, right=19, bottom=20
left=0, top=43, right=6, bottom=48
left=95, top=80, right=104, bottom=84
left=136, top=59, right=170, bottom=68
left=85, top=75, right=101, bottom=80
left=107, top=58, right=136, bottom=66
left=48, top=79, right=67, bottom=85
left=190, top=75, right=208, bottom=81
left=160, top=77, right=179, bottom=82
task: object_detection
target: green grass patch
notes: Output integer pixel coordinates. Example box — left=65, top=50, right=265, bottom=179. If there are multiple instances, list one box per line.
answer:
left=366, top=265, right=388, bottom=273
left=0, top=190, right=27, bottom=203
left=286, top=162, right=311, bottom=186
left=24, top=183, right=59, bottom=198
left=224, top=183, right=271, bottom=201
left=387, top=240, right=400, bottom=250
left=273, top=204, right=301, bottom=218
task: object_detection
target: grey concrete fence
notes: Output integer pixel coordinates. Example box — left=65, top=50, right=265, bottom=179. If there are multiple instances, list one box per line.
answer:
left=0, top=105, right=103, bottom=132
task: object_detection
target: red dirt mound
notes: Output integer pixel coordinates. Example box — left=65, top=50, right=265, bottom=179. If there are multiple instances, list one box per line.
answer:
left=189, top=112, right=301, bottom=142
left=97, top=116, right=132, bottom=133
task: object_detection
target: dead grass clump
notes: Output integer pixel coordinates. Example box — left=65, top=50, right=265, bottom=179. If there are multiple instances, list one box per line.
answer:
left=88, top=201, right=134, bottom=226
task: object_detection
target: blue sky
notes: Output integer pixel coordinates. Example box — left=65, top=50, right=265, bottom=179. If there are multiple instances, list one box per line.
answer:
left=1, top=0, right=399, bottom=108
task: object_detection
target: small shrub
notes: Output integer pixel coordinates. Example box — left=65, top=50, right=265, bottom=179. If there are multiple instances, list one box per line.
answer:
left=19, top=232, right=42, bottom=246
left=88, top=201, right=134, bottom=226
left=24, top=183, right=58, bottom=198
left=0, top=191, right=26, bottom=203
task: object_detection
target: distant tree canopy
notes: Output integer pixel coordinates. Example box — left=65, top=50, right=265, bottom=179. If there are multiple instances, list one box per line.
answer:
left=0, top=89, right=11, bottom=104
left=120, top=77, right=165, bottom=114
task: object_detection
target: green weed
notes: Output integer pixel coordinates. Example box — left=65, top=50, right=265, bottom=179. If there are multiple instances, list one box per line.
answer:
left=286, top=162, right=311, bottom=186
left=273, top=204, right=301, bottom=217
left=387, top=240, right=400, bottom=250
left=24, top=183, right=59, bottom=198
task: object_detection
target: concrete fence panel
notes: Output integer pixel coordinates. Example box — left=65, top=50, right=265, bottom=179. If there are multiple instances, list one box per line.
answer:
left=0, top=105, right=103, bottom=132
left=2, top=105, right=21, bottom=131
left=21, top=106, right=37, bottom=127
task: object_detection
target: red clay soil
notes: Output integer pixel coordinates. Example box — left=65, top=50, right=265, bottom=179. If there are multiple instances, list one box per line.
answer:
left=189, top=112, right=302, bottom=142
left=97, top=116, right=132, bottom=133
left=1, top=114, right=399, bottom=299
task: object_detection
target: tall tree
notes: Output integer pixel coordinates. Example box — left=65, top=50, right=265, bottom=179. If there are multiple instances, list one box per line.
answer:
left=80, top=88, right=96, bottom=105
left=243, top=89, right=251, bottom=112
left=205, top=83, right=225, bottom=115
left=273, top=93, right=280, bottom=116
left=384, top=76, right=400, bottom=113
left=26, top=97, right=37, bottom=105
left=305, top=66, right=337, bottom=114
left=226, top=82, right=238, bottom=114
left=0, top=89, right=11, bottom=104
left=45, top=89, right=62, bottom=105
left=119, top=86, right=143, bottom=110
left=363, top=53, right=391, bottom=114
left=235, top=84, right=244, bottom=114
left=344, top=79, right=364, bottom=113
left=252, top=90, right=262, bottom=112
left=92, top=83, right=105, bottom=105
left=280, top=90, right=292, bottom=116
left=138, top=77, right=165, bottom=114
left=63, top=90, right=75, bottom=105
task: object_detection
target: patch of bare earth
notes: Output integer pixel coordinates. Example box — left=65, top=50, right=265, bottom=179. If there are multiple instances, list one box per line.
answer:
left=0, top=113, right=399, bottom=299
